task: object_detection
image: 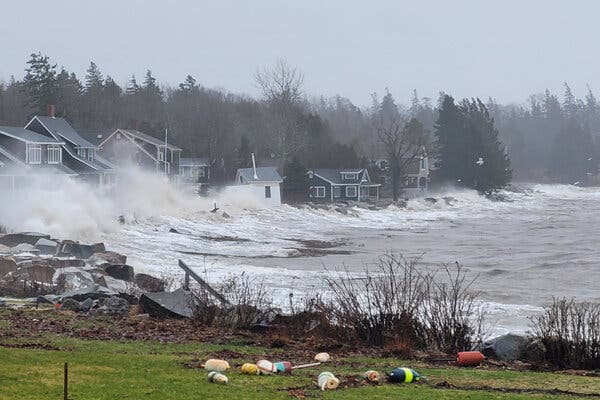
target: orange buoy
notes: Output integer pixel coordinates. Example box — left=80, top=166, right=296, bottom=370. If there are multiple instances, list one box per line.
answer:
left=456, top=351, right=485, bottom=367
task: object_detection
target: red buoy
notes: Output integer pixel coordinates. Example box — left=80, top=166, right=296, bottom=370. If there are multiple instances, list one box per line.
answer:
left=456, top=351, right=485, bottom=366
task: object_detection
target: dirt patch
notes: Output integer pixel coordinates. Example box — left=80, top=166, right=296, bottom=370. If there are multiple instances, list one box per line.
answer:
left=430, top=381, right=600, bottom=398
left=0, top=342, right=61, bottom=351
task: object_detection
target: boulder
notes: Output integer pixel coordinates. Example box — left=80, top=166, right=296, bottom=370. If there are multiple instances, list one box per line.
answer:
left=59, top=282, right=118, bottom=302
left=139, top=289, right=194, bottom=318
left=221, top=212, right=231, bottom=219
left=104, top=264, right=135, bottom=282
left=169, top=228, right=180, bottom=233
left=57, top=240, right=104, bottom=259
left=98, top=296, right=130, bottom=316
left=9, top=243, right=40, bottom=255
left=135, top=273, right=165, bottom=292
left=0, top=257, right=17, bottom=278
left=79, top=297, right=95, bottom=312
left=424, top=197, right=438, bottom=204
left=60, top=298, right=81, bottom=312
left=15, top=264, right=56, bottom=285
left=87, top=251, right=127, bottom=267
left=0, top=232, right=50, bottom=247
left=34, top=238, right=58, bottom=255
left=0, top=299, right=5, bottom=307
left=482, top=333, right=530, bottom=361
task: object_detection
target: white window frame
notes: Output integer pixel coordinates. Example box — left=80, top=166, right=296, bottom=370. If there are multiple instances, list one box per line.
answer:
left=342, top=172, right=358, bottom=180
left=332, top=186, right=341, bottom=198
left=27, top=144, right=41, bottom=164
left=87, top=149, right=94, bottom=162
left=314, top=186, right=326, bottom=198
left=158, top=149, right=164, bottom=162
left=346, top=185, right=357, bottom=198
left=198, top=167, right=205, bottom=178
left=47, top=145, right=61, bottom=164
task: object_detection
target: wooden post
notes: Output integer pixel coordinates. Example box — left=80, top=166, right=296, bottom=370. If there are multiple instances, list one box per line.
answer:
left=178, top=260, right=230, bottom=306
left=63, top=362, right=68, bottom=400
left=184, top=272, right=190, bottom=291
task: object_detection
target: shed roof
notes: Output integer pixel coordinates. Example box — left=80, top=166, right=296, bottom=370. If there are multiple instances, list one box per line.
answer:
left=0, top=126, right=64, bottom=144
left=236, top=167, right=282, bottom=183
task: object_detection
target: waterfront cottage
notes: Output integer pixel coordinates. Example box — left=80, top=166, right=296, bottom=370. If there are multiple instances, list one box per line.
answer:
left=307, top=168, right=381, bottom=202
left=234, top=160, right=282, bottom=206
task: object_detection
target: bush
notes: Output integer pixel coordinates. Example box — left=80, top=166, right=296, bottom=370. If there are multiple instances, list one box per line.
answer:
left=530, top=297, right=600, bottom=369
left=420, top=262, right=486, bottom=353
left=325, top=255, right=485, bottom=352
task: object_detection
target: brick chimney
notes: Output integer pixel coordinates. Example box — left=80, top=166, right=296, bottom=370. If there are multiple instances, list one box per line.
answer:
left=46, top=104, right=56, bottom=118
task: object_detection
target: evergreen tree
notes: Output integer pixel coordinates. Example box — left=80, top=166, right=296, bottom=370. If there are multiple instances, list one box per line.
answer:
left=179, top=75, right=197, bottom=92
left=563, top=83, right=578, bottom=119
left=235, top=135, right=252, bottom=168
left=549, top=118, right=594, bottom=183
left=55, top=68, right=82, bottom=120
left=84, top=61, right=104, bottom=94
left=22, top=52, right=57, bottom=115
left=282, top=157, right=309, bottom=203
left=126, top=75, right=139, bottom=94
left=434, top=95, right=511, bottom=193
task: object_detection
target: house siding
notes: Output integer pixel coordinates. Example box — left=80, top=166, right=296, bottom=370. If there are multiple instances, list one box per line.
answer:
left=308, top=175, right=332, bottom=202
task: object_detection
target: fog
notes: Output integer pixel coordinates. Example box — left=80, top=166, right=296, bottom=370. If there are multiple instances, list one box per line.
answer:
left=1, top=0, right=600, bottom=105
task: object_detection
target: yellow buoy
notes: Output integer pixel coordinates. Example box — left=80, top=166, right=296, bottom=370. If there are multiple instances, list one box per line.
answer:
left=241, top=363, right=260, bottom=375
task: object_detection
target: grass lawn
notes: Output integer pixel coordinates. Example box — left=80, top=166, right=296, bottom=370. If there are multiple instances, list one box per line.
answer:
left=1, top=308, right=598, bottom=399
left=2, top=334, right=600, bottom=400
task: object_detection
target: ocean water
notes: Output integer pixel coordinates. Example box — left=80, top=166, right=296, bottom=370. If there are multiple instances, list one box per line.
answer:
left=2, top=170, right=598, bottom=337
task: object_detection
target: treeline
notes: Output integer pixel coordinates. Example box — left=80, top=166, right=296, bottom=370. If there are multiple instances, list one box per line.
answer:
left=0, top=52, right=598, bottom=184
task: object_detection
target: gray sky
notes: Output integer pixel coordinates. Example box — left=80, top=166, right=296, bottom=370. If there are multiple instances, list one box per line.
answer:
left=1, top=0, right=598, bottom=107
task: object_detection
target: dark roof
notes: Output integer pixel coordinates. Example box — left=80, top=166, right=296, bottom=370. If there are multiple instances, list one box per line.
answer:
left=0, top=126, right=64, bottom=144
left=31, top=116, right=96, bottom=148
left=80, top=131, right=113, bottom=147
left=120, top=129, right=181, bottom=151
left=236, top=167, right=282, bottom=183
left=310, top=169, right=367, bottom=184
left=180, top=157, right=210, bottom=167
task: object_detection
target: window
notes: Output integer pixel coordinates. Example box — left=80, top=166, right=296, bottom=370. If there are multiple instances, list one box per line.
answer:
left=333, top=186, right=341, bottom=198
left=346, top=186, right=357, bottom=198
left=87, top=149, right=94, bottom=162
left=116, top=132, right=122, bottom=139
left=341, top=172, right=358, bottom=181
left=27, top=144, right=41, bottom=164
left=265, top=186, right=271, bottom=198
left=198, top=167, right=206, bottom=178
left=158, top=150, right=164, bottom=161
left=77, top=148, right=85, bottom=158
left=315, top=186, right=326, bottom=198
left=47, top=146, right=61, bottom=164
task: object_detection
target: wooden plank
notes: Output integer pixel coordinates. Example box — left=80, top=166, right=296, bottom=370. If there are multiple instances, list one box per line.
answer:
left=178, top=259, right=230, bottom=306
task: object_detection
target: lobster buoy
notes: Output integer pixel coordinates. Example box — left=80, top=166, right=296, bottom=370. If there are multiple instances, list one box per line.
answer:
left=456, top=351, right=485, bottom=367
left=207, top=371, right=228, bottom=384
left=257, top=359, right=277, bottom=374
left=364, top=370, right=381, bottom=384
left=388, top=367, right=421, bottom=383
left=314, top=352, right=331, bottom=363
left=241, top=363, right=260, bottom=375
left=317, top=371, right=340, bottom=390
left=203, top=359, right=230, bottom=372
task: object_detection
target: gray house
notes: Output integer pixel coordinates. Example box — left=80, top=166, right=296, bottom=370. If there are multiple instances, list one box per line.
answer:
left=97, top=128, right=181, bottom=178
left=179, top=157, right=210, bottom=184
left=0, top=126, right=76, bottom=190
left=24, top=115, right=114, bottom=185
left=307, top=168, right=381, bottom=202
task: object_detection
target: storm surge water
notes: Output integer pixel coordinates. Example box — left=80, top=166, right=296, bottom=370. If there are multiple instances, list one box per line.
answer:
left=1, top=172, right=599, bottom=337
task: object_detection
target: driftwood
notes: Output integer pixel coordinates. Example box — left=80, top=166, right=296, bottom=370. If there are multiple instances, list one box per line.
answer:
left=178, top=259, right=230, bottom=306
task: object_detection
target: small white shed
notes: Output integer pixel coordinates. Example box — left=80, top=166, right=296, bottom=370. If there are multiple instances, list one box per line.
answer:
left=234, top=165, right=282, bottom=207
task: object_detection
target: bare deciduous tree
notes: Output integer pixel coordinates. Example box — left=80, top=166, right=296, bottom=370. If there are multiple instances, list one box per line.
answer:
left=255, top=59, right=306, bottom=168
left=374, top=112, right=427, bottom=202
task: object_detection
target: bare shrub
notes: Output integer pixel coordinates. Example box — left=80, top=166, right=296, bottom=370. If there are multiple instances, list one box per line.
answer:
left=218, top=273, right=274, bottom=329
left=325, top=254, right=425, bottom=347
left=530, top=297, right=600, bottom=369
left=420, top=262, right=485, bottom=353
left=190, top=286, right=220, bottom=327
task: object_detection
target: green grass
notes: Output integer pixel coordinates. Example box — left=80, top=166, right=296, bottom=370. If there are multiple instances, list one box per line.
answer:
left=1, top=335, right=599, bottom=400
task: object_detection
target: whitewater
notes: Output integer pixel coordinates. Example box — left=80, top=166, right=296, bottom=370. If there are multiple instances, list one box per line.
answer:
left=1, top=169, right=598, bottom=337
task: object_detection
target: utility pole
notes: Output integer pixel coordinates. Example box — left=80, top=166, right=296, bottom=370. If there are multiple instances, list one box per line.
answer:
left=164, top=128, right=168, bottom=175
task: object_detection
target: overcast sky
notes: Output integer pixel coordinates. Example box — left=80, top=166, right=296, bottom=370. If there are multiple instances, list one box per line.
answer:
left=1, top=0, right=598, bottom=107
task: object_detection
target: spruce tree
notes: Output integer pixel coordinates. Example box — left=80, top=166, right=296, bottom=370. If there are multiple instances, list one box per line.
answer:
left=22, top=52, right=57, bottom=115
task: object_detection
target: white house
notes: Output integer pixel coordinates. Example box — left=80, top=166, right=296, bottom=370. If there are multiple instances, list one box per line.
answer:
left=234, top=156, right=282, bottom=207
